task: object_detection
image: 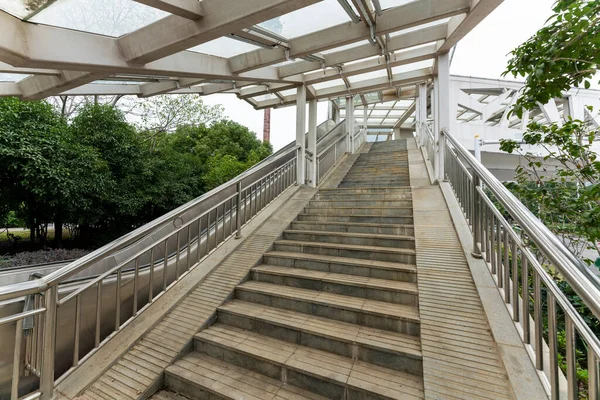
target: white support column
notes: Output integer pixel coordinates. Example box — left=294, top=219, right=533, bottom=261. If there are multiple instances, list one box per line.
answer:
left=363, top=105, right=368, bottom=130
left=418, top=83, right=427, bottom=145
left=296, top=85, right=307, bottom=185
left=436, top=52, right=450, bottom=181
left=345, top=97, right=355, bottom=153
left=432, top=77, right=440, bottom=173
left=308, top=98, right=318, bottom=187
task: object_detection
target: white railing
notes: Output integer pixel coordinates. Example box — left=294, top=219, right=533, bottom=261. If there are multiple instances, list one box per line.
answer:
left=415, top=124, right=600, bottom=400
left=0, top=146, right=299, bottom=400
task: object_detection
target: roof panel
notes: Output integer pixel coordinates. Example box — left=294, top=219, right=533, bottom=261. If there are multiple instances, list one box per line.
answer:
left=189, top=37, right=261, bottom=58
left=0, top=73, right=30, bottom=82
left=259, top=0, right=351, bottom=39
left=29, top=0, right=167, bottom=37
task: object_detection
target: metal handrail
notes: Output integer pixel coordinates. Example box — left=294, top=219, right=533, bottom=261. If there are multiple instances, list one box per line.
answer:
left=432, top=127, right=600, bottom=398
left=0, top=144, right=299, bottom=302
left=441, top=128, right=600, bottom=319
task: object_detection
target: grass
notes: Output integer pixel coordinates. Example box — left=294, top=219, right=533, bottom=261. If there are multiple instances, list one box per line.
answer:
left=0, top=229, right=71, bottom=242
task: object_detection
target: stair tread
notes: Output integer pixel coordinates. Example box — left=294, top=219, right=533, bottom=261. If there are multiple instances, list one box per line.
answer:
left=284, top=229, right=415, bottom=241
left=194, top=325, right=424, bottom=399
left=167, top=352, right=328, bottom=400
left=274, top=239, right=416, bottom=254
left=219, top=300, right=422, bottom=359
left=252, top=264, right=418, bottom=293
left=305, top=206, right=413, bottom=210
left=237, top=281, right=420, bottom=321
left=264, top=251, right=417, bottom=272
left=292, top=221, right=414, bottom=229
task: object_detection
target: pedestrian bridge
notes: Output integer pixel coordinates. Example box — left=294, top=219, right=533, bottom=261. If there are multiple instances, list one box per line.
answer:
left=1, top=0, right=600, bottom=399
left=1, top=121, right=600, bottom=400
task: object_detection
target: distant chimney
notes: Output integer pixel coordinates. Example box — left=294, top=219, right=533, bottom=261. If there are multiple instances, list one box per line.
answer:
left=263, top=108, right=271, bottom=143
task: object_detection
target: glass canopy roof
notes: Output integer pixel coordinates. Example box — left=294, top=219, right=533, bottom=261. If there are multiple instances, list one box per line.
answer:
left=0, top=0, right=494, bottom=125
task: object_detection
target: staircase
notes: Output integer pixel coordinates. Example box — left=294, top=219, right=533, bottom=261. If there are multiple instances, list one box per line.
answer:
left=159, top=140, right=423, bottom=399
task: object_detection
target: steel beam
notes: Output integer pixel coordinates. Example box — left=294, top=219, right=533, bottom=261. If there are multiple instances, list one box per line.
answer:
left=278, top=23, right=447, bottom=78
left=117, top=0, right=321, bottom=64
left=230, top=0, right=469, bottom=73
left=438, top=0, right=504, bottom=54
left=134, top=0, right=205, bottom=20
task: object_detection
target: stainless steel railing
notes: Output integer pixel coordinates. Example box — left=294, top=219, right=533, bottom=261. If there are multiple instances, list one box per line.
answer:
left=0, top=117, right=352, bottom=400
left=0, top=147, right=299, bottom=400
left=436, top=128, right=600, bottom=399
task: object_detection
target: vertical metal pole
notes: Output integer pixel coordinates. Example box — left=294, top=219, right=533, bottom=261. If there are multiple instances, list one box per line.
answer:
left=149, top=247, right=155, bottom=303
left=566, top=318, right=578, bottom=400
left=471, top=175, right=482, bottom=258
left=115, top=270, right=121, bottom=330
left=512, top=240, right=519, bottom=320
left=534, top=272, right=543, bottom=369
left=589, top=350, right=599, bottom=400
left=73, top=295, right=81, bottom=365
left=522, top=256, right=530, bottom=344
left=474, top=135, right=481, bottom=162
left=95, top=281, right=102, bottom=347
left=548, top=293, right=559, bottom=400
left=40, top=286, right=57, bottom=400
left=12, top=319, right=23, bottom=400
left=162, top=239, right=168, bottom=291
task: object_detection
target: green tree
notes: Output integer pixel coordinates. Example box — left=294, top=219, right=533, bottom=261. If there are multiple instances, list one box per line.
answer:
left=504, top=0, right=600, bottom=115
left=0, top=98, right=109, bottom=246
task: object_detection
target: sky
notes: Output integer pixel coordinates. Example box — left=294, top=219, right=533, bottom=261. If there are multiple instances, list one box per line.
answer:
left=200, top=0, right=557, bottom=152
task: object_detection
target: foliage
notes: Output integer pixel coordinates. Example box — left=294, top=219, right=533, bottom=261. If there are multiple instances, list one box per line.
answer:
left=0, top=97, right=270, bottom=253
left=504, top=0, right=600, bottom=116
left=500, top=118, right=600, bottom=263
left=135, top=95, right=224, bottom=148
left=0, top=248, right=89, bottom=269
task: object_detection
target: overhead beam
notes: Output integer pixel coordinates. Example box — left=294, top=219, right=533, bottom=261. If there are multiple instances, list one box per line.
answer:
left=437, top=0, right=504, bottom=54
left=0, top=61, right=60, bottom=76
left=304, top=44, right=436, bottom=85
left=237, top=82, right=298, bottom=99
left=278, top=23, right=447, bottom=78
left=117, top=0, right=321, bottom=64
left=134, top=0, right=205, bottom=20
left=318, top=68, right=431, bottom=99
left=393, top=101, right=416, bottom=128
left=253, top=68, right=431, bottom=108
left=229, top=0, right=469, bottom=73
left=0, top=12, right=300, bottom=85
left=18, top=71, right=105, bottom=100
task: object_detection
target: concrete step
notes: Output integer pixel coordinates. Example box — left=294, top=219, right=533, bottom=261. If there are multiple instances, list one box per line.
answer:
left=234, top=281, right=420, bottom=334
left=339, top=182, right=410, bottom=188
left=273, top=239, right=416, bottom=264
left=317, top=187, right=411, bottom=194
left=193, top=325, right=424, bottom=400
left=340, top=180, right=411, bottom=187
left=290, top=220, right=414, bottom=236
left=309, top=199, right=413, bottom=208
left=282, top=229, right=415, bottom=249
left=297, top=213, right=414, bottom=225
left=303, top=206, right=413, bottom=217
left=217, top=300, right=423, bottom=374
left=262, top=251, right=417, bottom=282
left=149, top=390, right=190, bottom=400
left=314, top=193, right=413, bottom=201
left=251, top=265, right=418, bottom=305
left=165, top=352, right=328, bottom=400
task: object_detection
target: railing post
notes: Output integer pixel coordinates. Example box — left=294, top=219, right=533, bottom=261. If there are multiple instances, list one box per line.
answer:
left=40, top=285, right=57, bottom=400
left=471, top=174, right=482, bottom=258
left=235, top=181, right=243, bottom=239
